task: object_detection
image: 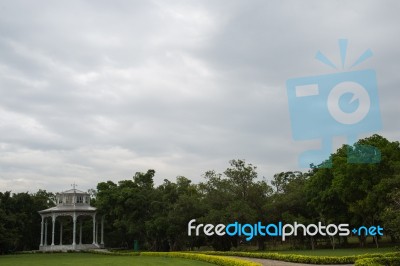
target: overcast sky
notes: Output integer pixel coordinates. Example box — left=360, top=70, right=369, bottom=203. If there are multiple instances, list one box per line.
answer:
left=0, top=0, right=399, bottom=193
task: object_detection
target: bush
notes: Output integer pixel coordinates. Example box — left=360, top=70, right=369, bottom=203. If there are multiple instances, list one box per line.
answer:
left=199, top=251, right=400, bottom=265
left=355, top=257, right=400, bottom=266
left=141, top=252, right=261, bottom=266
left=85, top=250, right=260, bottom=266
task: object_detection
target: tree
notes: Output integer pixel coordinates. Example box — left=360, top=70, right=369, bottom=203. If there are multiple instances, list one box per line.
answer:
left=306, top=135, right=400, bottom=247
left=96, top=170, right=157, bottom=248
left=268, top=171, right=317, bottom=249
left=0, top=190, right=54, bottom=254
left=381, top=187, right=400, bottom=240
left=200, top=160, right=273, bottom=250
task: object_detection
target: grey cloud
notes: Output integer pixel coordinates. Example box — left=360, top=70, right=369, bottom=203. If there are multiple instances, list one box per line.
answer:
left=0, top=0, right=398, bottom=192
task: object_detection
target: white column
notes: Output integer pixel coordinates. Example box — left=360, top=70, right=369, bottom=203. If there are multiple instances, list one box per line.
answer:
left=79, top=220, right=83, bottom=245
left=96, top=220, right=99, bottom=244
left=72, top=213, right=77, bottom=246
left=51, top=214, right=55, bottom=245
left=45, top=220, right=48, bottom=246
left=101, top=216, right=104, bottom=245
left=60, top=222, right=63, bottom=245
left=40, top=216, right=44, bottom=246
left=92, top=214, right=96, bottom=244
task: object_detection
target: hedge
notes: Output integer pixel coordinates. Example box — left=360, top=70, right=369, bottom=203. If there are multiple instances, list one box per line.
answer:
left=85, top=250, right=261, bottom=266
left=199, top=251, right=400, bottom=265
left=355, top=257, right=400, bottom=266
left=141, top=252, right=261, bottom=266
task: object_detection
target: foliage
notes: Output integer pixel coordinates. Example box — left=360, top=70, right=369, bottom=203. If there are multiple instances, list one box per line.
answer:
left=306, top=135, right=400, bottom=247
left=1, top=134, right=400, bottom=253
left=200, top=251, right=400, bottom=264
left=381, top=189, right=400, bottom=239
left=355, top=257, right=400, bottom=266
left=141, top=252, right=261, bottom=266
left=96, top=171, right=205, bottom=251
left=0, top=190, right=54, bottom=254
left=198, top=160, right=273, bottom=250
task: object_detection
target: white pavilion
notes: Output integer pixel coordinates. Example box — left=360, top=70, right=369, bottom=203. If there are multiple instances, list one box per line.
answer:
left=38, top=186, right=104, bottom=251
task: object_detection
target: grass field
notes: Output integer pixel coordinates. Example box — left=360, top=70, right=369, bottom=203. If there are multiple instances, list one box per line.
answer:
left=0, top=247, right=397, bottom=266
left=0, top=253, right=216, bottom=266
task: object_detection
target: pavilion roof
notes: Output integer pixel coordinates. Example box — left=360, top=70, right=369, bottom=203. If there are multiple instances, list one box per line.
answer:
left=39, top=204, right=96, bottom=214
left=60, top=188, right=87, bottom=194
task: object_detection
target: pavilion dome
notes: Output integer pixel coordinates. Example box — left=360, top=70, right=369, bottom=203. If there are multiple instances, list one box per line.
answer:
left=54, top=188, right=92, bottom=206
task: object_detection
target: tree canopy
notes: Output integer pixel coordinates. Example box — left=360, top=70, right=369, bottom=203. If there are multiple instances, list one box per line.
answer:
left=0, top=134, right=399, bottom=253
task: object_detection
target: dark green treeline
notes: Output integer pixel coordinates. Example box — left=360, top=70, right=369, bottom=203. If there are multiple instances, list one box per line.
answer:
left=1, top=134, right=399, bottom=253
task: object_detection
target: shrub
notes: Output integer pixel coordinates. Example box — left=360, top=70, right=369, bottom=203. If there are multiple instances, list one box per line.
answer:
left=198, top=251, right=400, bottom=265
left=84, top=250, right=260, bottom=266
left=355, top=257, right=400, bottom=266
left=141, top=252, right=261, bottom=266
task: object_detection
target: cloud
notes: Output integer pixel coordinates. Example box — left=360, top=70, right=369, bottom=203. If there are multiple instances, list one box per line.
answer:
left=0, top=0, right=399, bottom=193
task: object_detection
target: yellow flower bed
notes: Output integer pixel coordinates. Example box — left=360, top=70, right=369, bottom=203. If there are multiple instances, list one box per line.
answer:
left=141, top=252, right=261, bottom=266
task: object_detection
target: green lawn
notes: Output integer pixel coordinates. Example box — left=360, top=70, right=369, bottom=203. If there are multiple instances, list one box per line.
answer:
left=0, top=253, right=216, bottom=266
left=276, top=247, right=396, bottom=256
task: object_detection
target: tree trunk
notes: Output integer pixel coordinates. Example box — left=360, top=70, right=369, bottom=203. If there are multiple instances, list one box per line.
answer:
left=257, top=238, right=265, bottom=250
left=358, top=235, right=366, bottom=247
left=329, top=236, right=335, bottom=250
left=373, top=236, right=379, bottom=248
left=310, top=236, right=315, bottom=250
